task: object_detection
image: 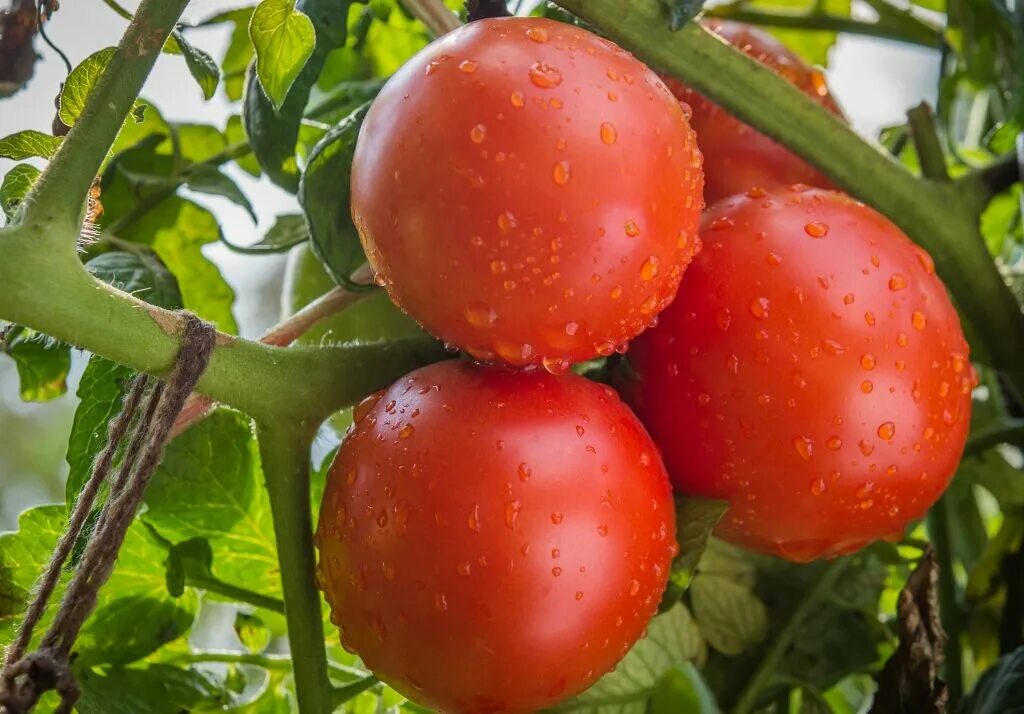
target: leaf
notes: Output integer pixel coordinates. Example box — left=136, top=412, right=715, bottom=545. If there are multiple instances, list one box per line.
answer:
left=1, top=163, right=40, bottom=220
left=962, top=451, right=1024, bottom=507
left=244, top=0, right=353, bottom=190
left=171, top=29, right=221, bottom=100
left=185, top=166, right=257, bottom=222
left=660, top=0, right=705, bottom=31
left=551, top=603, right=707, bottom=712
left=224, top=213, right=309, bottom=254
left=0, top=506, right=197, bottom=668
left=0, top=129, right=62, bottom=160
left=734, top=0, right=851, bottom=66
left=203, top=7, right=257, bottom=101
left=143, top=410, right=281, bottom=597
left=298, top=103, right=372, bottom=288
left=662, top=498, right=729, bottom=610
left=306, top=77, right=384, bottom=125
left=250, top=0, right=317, bottom=109
left=871, top=549, right=948, bottom=714
left=86, top=250, right=184, bottom=308
left=690, top=574, right=768, bottom=656
left=959, top=646, right=1024, bottom=714
left=120, top=197, right=238, bottom=333
left=1, top=327, right=71, bottom=402
left=59, top=47, right=117, bottom=127
left=226, top=115, right=261, bottom=176
left=76, top=664, right=230, bottom=714
left=649, top=663, right=719, bottom=714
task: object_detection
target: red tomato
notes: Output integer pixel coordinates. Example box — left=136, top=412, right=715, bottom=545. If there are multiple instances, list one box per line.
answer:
left=623, top=187, right=973, bottom=561
left=316, top=360, right=676, bottom=712
left=662, top=20, right=843, bottom=204
left=351, top=17, right=704, bottom=371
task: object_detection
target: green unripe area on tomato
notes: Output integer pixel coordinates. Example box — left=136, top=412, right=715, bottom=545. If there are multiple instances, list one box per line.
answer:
left=281, top=243, right=424, bottom=345
left=624, top=187, right=973, bottom=562
left=316, top=360, right=677, bottom=713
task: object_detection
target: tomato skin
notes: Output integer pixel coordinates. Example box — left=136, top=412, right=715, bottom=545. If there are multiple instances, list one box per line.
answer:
left=351, top=17, right=704, bottom=370
left=624, top=187, right=973, bottom=561
left=662, top=20, right=843, bottom=204
left=316, top=360, right=676, bottom=712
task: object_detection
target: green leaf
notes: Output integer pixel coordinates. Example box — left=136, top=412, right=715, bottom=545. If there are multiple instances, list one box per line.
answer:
left=143, top=410, right=280, bottom=597
left=980, top=186, right=1022, bottom=255
left=962, top=451, right=1024, bottom=507
left=244, top=0, right=353, bottom=190
left=1, top=163, right=40, bottom=221
left=226, top=115, right=261, bottom=176
left=250, top=0, right=317, bottom=109
left=959, top=646, right=1024, bottom=714
left=204, top=7, right=257, bottom=101
left=306, top=77, right=384, bottom=125
left=171, top=29, right=221, bottom=100
left=690, top=574, right=768, bottom=656
left=551, top=603, right=707, bottom=712
left=59, top=47, right=117, bottom=127
left=0, top=129, right=62, bottom=160
left=660, top=0, right=705, bottom=31
left=120, top=197, right=238, bottom=333
left=76, top=664, right=230, bottom=713
left=185, top=166, right=257, bottom=222
left=86, top=250, right=184, bottom=309
left=650, top=663, right=719, bottom=714
left=298, top=103, right=371, bottom=289
left=661, top=498, right=729, bottom=610
left=740, top=0, right=850, bottom=66
left=1, top=327, right=71, bottom=402
left=0, top=506, right=197, bottom=668
left=224, top=213, right=309, bottom=254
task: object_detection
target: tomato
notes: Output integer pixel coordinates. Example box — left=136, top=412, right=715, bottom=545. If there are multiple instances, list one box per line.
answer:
left=316, top=360, right=677, bottom=712
left=662, top=20, right=844, bottom=204
left=351, top=17, right=704, bottom=371
left=623, top=187, right=973, bottom=561
left=281, top=243, right=424, bottom=346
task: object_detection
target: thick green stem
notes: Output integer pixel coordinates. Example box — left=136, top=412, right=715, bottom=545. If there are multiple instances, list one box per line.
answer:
left=556, top=0, right=1024, bottom=400
left=707, top=5, right=943, bottom=48
left=732, top=558, right=850, bottom=714
left=22, top=0, right=189, bottom=234
left=907, top=103, right=951, bottom=181
left=926, top=500, right=964, bottom=707
left=257, top=425, right=332, bottom=714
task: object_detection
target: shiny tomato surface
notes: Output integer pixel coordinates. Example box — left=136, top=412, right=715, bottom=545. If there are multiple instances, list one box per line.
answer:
left=351, top=17, right=704, bottom=371
left=625, top=187, right=973, bottom=561
left=663, top=20, right=844, bottom=204
left=316, top=360, right=677, bottom=712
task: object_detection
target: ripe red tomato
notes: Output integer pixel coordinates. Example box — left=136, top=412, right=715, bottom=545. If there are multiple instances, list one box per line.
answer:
left=662, top=20, right=844, bottom=204
left=351, top=17, right=704, bottom=371
left=623, top=187, right=973, bottom=561
left=316, top=360, right=676, bottom=712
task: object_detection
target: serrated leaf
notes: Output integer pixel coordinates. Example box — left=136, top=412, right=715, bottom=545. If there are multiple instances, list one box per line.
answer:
left=0, top=506, right=196, bottom=668
left=551, top=603, right=707, bottom=712
left=250, top=0, right=317, bottom=109
left=690, top=574, right=768, bottom=656
left=172, top=29, right=221, bottom=100
left=299, top=103, right=371, bottom=288
left=76, top=664, right=230, bottom=713
left=244, top=0, right=353, bottom=190
left=120, top=197, right=238, bottom=333
left=59, top=47, right=117, bottom=127
left=662, top=498, right=729, bottom=610
left=0, top=129, right=62, bottom=160
left=1, top=327, right=71, bottom=402
left=1, top=163, right=40, bottom=220
left=225, top=213, right=308, bottom=254
left=185, top=166, right=256, bottom=222
left=143, top=410, right=280, bottom=597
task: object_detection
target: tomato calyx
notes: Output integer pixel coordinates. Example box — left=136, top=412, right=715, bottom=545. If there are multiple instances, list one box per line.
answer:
left=466, top=0, right=512, bottom=21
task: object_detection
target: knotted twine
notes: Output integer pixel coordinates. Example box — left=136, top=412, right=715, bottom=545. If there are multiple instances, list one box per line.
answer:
left=0, top=315, right=216, bottom=714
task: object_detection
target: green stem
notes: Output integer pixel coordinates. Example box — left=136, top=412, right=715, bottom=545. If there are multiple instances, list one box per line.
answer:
left=964, top=418, right=1024, bottom=457
left=257, top=425, right=332, bottom=714
left=22, top=0, right=189, bottom=234
left=732, top=558, right=850, bottom=714
left=907, top=103, right=950, bottom=181
left=172, top=651, right=372, bottom=681
left=926, top=499, right=963, bottom=707
left=555, top=0, right=1024, bottom=402
left=333, top=675, right=381, bottom=707
left=707, top=5, right=943, bottom=48
left=0, top=228, right=444, bottom=424
left=185, top=573, right=285, bottom=614
left=99, top=0, right=134, bottom=21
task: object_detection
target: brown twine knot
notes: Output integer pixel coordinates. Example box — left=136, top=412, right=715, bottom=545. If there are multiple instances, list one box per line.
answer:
left=0, top=314, right=216, bottom=714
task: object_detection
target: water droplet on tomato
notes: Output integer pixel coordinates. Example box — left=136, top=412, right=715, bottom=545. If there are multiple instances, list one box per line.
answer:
left=889, top=273, right=907, bottom=291
left=464, top=303, right=497, bottom=328
left=459, top=60, right=479, bottom=73
left=804, top=221, right=829, bottom=238
left=748, top=297, right=770, bottom=319
left=640, top=256, right=659, bottom=281
left=600, top=122, right=617, bottom=145
left=553, top=160, right=571, bottom=185
left=792, top=435, right=814, bottom=461
left=470, top=124, right=487, bottom=143
left=529, top=62, right=562, bottom=88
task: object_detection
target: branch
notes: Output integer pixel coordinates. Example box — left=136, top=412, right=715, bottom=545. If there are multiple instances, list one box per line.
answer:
left=184, top=571, right=285, bottom=614
left=706, top=5, right=943, bottom=48
left=400, top=0, right=461, bottom=36
left=732, top=558, right=851, bottom=714
left=257, top=424, right=332, bottom=714
left=963, top=418, right=1024, bottom=457
left=925, top=498, right=963, bottom=707
left=907, top=103, right=950, bottom=181
left=21, top=0, right=190, bottom=234
left=556, top=0, right=1024, bottom=403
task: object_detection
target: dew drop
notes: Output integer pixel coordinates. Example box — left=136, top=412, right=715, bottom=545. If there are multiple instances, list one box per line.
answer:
left=629, top=580, right=641, bottom=596
left=810, top=478, right=827, bottom=495
left=459, top=60, right=479, bottom=73
left=529, top=62, right=562, bottom=88
left=464, top=303, right=497, bottom=328
left=888, top=273, right=907, bottom=291
left=552, top=566, right=563, bottom=577
left=542, top=356, right=570, bottom=374
left=553, top=160, right=571, bottom=185
left=470, top=124, right=487, bottom=143
left=860, top=354, right=876, bottom=370
left=877, top=421, right=896, bottom=440
left=640, top=256, right=659, bottom=281
left=792, top=435, right=814, bottom=461
left=912, top=310, right=927, bottom=331
left=467, top=505, right=481, bottom=532
left=748, top=297, right=770, bottom=320
left=624, top=220, right=640, bottom=237
left=435, top=593, right=448, bottom=611
left=505, top=500, right=522, bottom=529
left=510, top=90, right=525, bottom=107
left=822, top=339, right=845, bottom=356
left=861, top=380, right=873, bottom=393
left=859, top=439, right=874, bottom=456
left=497, top=211, right=517, bottom=233
left=609, top=285, right=623, bottom=300
left=804, top=221, right=829, bottom=238
left=826, top=436, right=842, bottom=450
left=526, top=25, right=549, bottom=42
left=600, top=122, right=618, bottom=145
left=399, top=423, right=415, bottom=439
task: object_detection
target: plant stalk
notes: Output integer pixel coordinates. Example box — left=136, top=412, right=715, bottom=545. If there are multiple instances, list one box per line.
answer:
left=926, top=498, right=964, bottom=706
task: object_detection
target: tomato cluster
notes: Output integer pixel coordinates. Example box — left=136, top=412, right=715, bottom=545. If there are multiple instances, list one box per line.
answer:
left=315, top=15, right=972, bottom=713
